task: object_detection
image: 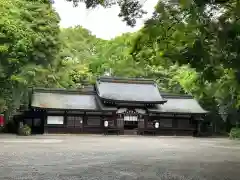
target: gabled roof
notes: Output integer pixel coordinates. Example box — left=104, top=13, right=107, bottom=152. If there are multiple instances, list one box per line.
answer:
left=31, top=89, right=99, bottom=111
left=95, top=96, right=117, bottom=112
left=160, top=91, right=194, bottom=99
left=95, top=77, right=167, bottom=104
left=148, top=93, right=207, bottom=114
left=29, top=85, right=207, bottom=114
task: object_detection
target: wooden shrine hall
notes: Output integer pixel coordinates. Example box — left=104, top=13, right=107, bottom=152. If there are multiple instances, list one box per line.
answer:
left=15, top=77, right=208, bottom=136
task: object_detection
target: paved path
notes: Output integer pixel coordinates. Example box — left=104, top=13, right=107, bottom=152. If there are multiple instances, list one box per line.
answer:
left=0, top=135, right=240, bottom=180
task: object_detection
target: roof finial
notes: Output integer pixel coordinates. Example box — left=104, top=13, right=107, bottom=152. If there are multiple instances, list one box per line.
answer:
left=104, top=68, right=112, bottom=77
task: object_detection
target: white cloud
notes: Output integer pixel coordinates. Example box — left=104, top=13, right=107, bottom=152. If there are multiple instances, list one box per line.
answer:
left=53, top=0, right=158, bottom=40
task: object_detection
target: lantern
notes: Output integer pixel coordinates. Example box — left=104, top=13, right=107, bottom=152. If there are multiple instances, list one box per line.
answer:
left=155, top=122, right=159, bottom=129
left=104, top=120, right=108, bottom=127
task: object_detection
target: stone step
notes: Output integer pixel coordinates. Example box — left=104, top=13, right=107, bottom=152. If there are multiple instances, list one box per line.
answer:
left=124, top=129, right=138, bottom=135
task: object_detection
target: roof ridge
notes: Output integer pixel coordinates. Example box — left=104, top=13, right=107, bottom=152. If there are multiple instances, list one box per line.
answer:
left=98, top=76, right=155, bottom=84
left=160, top=92, right=193, bottom=99
left=32, top=88, right=95, bottom=95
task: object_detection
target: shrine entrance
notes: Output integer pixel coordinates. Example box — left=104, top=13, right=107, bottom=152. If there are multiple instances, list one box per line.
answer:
left=123, top=115, right=138, bottom=135
left=124, top=115, right=138, bottom=130
left=116, top=108, right=145, bottom=135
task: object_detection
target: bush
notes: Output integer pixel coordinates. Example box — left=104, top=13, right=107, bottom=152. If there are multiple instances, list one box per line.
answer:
left=0, top=126, right=4, bottom=133
left=18, top=124, right=31, bottom=136
left=229, top=128, right=240, bottom=139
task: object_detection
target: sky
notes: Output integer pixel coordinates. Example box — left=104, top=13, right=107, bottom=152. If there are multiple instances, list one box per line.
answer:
left=53, top=0, right=158, bottom=40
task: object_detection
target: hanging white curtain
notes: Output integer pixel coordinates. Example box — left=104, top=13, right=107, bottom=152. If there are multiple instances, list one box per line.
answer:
left=124, top=115, right=138, bottom=121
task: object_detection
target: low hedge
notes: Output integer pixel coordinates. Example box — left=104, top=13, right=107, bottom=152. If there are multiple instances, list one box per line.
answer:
left=229, top=128, right=240, bottom=139
left=18, top=124, right=31, bottom=136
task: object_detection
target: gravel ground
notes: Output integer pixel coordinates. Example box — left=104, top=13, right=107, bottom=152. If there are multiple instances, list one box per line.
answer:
left=0, top=135, right=240, bottom=180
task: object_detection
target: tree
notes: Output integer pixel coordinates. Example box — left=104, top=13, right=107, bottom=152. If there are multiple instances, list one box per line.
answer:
left=0, top=0, right=60, bottom=118
left=89, top=33, right=146, bottom=77
left=129, top=0, right=240, bottom=130
left=59, top=26, right=102, bottom=63
left=131, top=1, right=240, bottom=79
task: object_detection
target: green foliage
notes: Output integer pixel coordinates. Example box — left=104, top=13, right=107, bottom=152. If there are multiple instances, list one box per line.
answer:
left=1, top=0, right=239, bottom=136
left=89, top=33, right=145, bottom=78
left=58, top=27, right=145, bottom=86
left=0, top=0, right=60, bottom=117
left=129, top=0, right=240, bottom=129
left=18, top=124, right=31, bottom=136
left=59, top=25, right=202, bottom=99
left=0, top=98, right=7, bottom=113
left=229, top=128, right=240, bottom=139
left=57, top=26, right=103, bottom=87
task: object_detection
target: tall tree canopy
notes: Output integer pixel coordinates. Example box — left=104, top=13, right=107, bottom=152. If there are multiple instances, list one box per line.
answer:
left=130, top=0, right=240, bottom=127
left=1, top=0, right=239, bottom=132
left=0, top=0, right=60, bottom=115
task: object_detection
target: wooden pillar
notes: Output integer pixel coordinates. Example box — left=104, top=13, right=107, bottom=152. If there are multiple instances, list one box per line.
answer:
left=143, top=114, right=149, bottom=135
left=113, top=112, right=117, bottom=127
left=82, top=112, right=86, bottom=133
left=100, top=113, right=105, bottom=134
left=100, top=113, right=103, bottom=131
left=144, top=114, right=148, bottom=129
left=197, top=116, right=202, bottom=135
left=190, top=115, right=198, bottom=136
left=64, top=111, right=68, bottom=133
left=172, top=114, right=177, bottom=136
left=64, top=111, right=67, bottom=127
left=173, top=114, right=178, bottom=128
left=43, top=110, right=48, bottom=134
left=120, top=114, right=124, bottom=135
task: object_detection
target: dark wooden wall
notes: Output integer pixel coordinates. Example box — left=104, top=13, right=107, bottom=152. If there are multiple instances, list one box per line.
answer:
left=19, top=110, right=200, bottom=136
left=44, top=111, right=114, bottom=134
left=143, top=114, right=198, bottom=136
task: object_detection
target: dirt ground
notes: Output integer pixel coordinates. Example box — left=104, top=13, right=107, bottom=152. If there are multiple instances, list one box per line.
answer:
left=0, top=135, right=240, bottom=180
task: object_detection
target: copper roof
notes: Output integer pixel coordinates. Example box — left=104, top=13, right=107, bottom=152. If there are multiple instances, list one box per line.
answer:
left=148, top=94, right=207, bottom=114
left=95, top=77, right=167, bottom=104
left=31, top=92, right=98, bottom=110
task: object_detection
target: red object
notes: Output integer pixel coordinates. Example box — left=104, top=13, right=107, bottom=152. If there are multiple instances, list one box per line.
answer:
left=0, top=115, right=4, bottom=126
